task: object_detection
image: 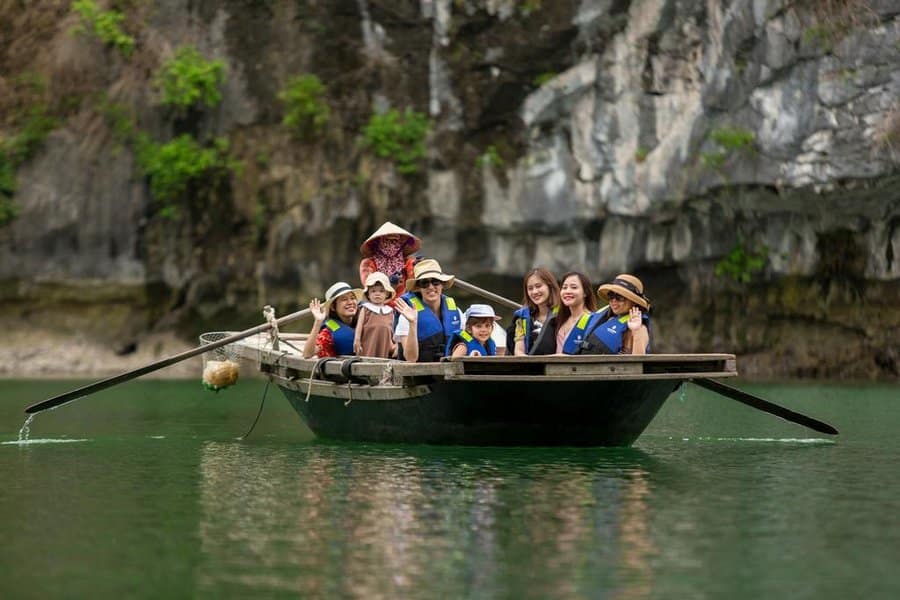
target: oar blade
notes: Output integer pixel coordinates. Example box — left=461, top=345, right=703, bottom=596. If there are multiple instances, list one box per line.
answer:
left=24, top=307, right=312, bottom=415
left=693, top=378, right=838, bottom=436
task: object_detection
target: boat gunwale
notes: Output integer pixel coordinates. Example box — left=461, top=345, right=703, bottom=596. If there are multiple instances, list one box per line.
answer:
left=230, top=334, right=737, bottom=383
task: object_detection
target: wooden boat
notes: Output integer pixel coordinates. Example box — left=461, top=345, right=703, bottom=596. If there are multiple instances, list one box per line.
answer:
left=230, top=334, right=737, bottom=446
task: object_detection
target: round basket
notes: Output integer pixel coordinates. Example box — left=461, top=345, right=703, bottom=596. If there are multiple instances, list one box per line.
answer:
left=199, top=332, right=240, bottom=392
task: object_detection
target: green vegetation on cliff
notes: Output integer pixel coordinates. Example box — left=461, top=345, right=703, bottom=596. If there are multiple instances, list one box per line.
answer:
left=715, top=242, right=769, bottom=283
left=0, top=105, right=58, bottom=226
left=278, top=74, right=331, bottom=140
left=156, top=47, right=226, bottom=110
left=71, top=0, right=134, bottom=56
left=363, top=108, right=430, bottom=175
left=702, top=126, right=756, bottom=170
left=136, top=135, right=239, bottom=217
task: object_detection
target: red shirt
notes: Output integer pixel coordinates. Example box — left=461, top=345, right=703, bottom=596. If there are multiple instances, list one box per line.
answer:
left=315, top=328, right=336, bottom=358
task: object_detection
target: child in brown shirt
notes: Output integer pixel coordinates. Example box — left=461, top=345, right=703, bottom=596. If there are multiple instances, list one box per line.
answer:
left=354, top=272, right=397, bottom=358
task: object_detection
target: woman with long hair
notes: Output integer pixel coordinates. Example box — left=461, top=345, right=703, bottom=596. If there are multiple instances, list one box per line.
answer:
left=552, top=271, right=598, bottom=355
left=510, top=267, right=560, bottom=355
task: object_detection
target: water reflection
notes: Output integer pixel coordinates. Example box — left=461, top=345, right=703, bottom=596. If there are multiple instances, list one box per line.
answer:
left=196, top=443, right=660, bottom=597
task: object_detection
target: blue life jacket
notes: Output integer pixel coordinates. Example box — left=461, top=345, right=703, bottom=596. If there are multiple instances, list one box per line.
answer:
left=561, top=313, right=595, bottom=355
left=323, top=318, right=355, bottom=355
left=580, top=308, right=652, bottom=354
left=398, top=292, right=461, bottom=362
left=512, top=305, right=558, bottom=354
left=445, top=330, right=497, bottom=357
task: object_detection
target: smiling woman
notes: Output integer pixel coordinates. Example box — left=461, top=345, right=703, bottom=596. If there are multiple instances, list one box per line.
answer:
left=393, top=259, right=462, bottom=363
left=553, top=272, right=598, bottom=355
left=581, top=274, right=652, bottom=356
left=302, top=281, right=362, bottom=358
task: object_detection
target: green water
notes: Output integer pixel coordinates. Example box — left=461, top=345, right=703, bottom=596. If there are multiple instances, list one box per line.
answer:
left=1, top=379, right=898, bottom=598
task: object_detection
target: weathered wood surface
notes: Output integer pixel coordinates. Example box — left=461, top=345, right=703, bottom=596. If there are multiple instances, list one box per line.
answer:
left=228, top=333, right=736, bottom=385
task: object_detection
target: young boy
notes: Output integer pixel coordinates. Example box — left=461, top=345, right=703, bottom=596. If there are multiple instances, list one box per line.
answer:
left=445, top=304, right=502, bottom=357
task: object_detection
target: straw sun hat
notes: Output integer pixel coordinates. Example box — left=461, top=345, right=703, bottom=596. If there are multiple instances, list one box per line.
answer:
left=322, top=281, right=363, bottom=312
left=363, top=271, right=395, bottom=300
left=597, top=274, right=650, bottom=310
left=405, top=258, right=455, bottom=292
left=360, top=221, right=421, bottom=258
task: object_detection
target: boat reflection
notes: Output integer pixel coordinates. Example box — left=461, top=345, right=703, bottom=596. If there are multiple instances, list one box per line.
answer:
left=196, top=442, right=661, bottom=597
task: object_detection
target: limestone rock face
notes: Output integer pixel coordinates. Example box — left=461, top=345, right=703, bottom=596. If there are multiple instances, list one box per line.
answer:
left=0, top=0, right=898, bottom=378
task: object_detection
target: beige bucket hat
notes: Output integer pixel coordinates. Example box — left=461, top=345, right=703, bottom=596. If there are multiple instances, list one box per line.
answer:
left=597, top=274, right=650, bottom=310
left=405, top=258, right=455, bottom=292
left=363, top=271, right=396, bottom=300
left=360, top=221, right=421, bottom=258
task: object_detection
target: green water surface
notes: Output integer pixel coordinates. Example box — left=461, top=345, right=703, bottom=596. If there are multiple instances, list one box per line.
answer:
left=1, top=379, right=897, bottom=598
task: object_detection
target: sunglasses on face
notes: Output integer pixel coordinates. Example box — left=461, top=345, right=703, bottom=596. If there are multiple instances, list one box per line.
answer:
left=607, top=292, right=626, bottom=302
left=417, top=278, right=443, bottom=288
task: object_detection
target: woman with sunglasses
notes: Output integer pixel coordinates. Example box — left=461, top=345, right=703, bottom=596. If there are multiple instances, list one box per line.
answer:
left=393, top=259, right=463, bottom=362
left=580, top=274, right=651, bottom=355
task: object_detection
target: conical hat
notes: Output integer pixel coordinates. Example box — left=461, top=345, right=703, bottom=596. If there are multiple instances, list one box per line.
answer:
left=360, top=222, right=421, bottom=257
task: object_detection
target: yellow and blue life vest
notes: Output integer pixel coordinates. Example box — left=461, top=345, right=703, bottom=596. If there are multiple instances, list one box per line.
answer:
left=512, top=305, right=558, bottom=354
left=445, top=330, right=497, bottom=357
left=398, top=292, right=461, bottom=362
left=560, top=312, right=595, bottom=355
left=323, top=318, right=355, bottom=355
left=580, top=308, right=652, bottom=354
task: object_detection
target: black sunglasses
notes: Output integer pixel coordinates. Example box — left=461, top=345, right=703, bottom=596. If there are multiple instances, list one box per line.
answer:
left=607, top=292, right=626, bottom=301
left=417, top=278, right=443, bottom=288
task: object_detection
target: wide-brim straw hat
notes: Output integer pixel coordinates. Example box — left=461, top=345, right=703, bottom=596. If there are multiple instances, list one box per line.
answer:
left=360, top=221, right=421, bottom=258
left=464, top=303, right=501, bottom=321
left=597, top=274, right=650, bottom=310
left=322, top=281, right=363, bottom=312
left=405, top=258, right=455, bottom=292
left=363, top=271, right=395, bottom=300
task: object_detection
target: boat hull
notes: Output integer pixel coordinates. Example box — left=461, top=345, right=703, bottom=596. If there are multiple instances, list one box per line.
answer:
left=277, top=377, right=682, bottom=446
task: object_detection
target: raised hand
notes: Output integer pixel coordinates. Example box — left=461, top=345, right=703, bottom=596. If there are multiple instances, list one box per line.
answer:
left=627, top=306, right=642, bottom=331
left=393, top=297, right=418, bottom=324
left=309, top=298, right=326, bottom=322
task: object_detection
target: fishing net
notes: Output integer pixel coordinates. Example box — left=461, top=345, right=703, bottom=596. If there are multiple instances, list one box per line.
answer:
left=199, top=332, right=240, bottom=392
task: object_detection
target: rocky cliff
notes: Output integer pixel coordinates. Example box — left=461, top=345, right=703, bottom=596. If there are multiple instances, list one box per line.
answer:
left=1, top=0, right=898, bottom=379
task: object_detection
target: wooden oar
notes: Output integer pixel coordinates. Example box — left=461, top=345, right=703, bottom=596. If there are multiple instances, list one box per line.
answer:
left=453, top=278, right=521, bottom=310
left=453, top=279, right=838, bottom=436
left=24, top=307, right=312, bottom=415
left=454, top=278, right=610, bottom=313
left=692, top=377, right=837, bottom=435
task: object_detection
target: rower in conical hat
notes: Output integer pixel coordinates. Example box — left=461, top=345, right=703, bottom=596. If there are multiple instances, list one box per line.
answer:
left=358, top=221, right=421, bottom=287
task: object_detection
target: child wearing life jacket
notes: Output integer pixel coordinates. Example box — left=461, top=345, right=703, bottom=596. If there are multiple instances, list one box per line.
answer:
left=446, top=304, right=502, bottom=358
left=353, top=272, right=397, bottom=358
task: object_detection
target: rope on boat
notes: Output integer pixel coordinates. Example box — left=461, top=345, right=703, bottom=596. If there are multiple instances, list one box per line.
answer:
left=339, top=357, right=365, bottom=406
left=237, top=349, right=290, bottom=441
left=263, top=305, right=280, bottom=351
left=344, top=382, right=353, bottom=406
left=304, top=357, right=333, bottom=403
left=379, top=362, right=394, bottom=386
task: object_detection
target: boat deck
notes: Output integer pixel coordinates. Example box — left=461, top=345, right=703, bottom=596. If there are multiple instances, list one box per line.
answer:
left=227, top=333, right=737, bottom=385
